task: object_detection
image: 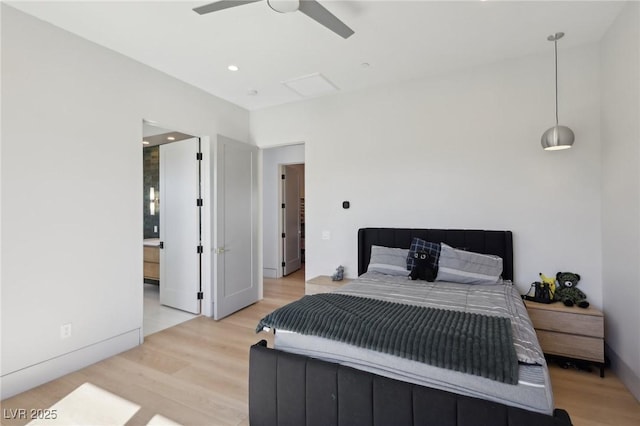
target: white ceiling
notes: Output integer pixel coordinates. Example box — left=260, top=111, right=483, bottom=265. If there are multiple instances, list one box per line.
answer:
left=8, top=1, right=625, bottom=111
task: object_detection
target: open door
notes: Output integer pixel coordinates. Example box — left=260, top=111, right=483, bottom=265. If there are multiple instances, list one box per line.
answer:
left=213, top=135, right=259, bottom=320
left=159, top=138, right=201, bottom=314
left=282, top=165, right=301, bottom=276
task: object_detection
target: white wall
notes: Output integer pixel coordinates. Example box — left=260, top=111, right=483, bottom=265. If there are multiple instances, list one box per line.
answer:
left=1, top=5, right=249, bottom=398
left=251, top=43, right=604, bottom=306
left=600, top=1, right=640, bottom=400
left=262, top=144, right=305, bottom=278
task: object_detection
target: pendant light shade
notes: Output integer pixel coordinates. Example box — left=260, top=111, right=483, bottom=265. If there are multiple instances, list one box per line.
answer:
left=541, top=125, right=574, bottom=150
left=541, top=32, right=574, bottom=151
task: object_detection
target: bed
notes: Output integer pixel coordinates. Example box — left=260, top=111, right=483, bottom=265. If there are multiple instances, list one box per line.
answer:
left=249, top=228, right=572, bottom=426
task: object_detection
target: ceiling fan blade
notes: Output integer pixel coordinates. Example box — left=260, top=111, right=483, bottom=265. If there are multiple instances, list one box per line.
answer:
left=193, top=0, right=263, bottom=15
left=298, top=0, right=354, bottom=39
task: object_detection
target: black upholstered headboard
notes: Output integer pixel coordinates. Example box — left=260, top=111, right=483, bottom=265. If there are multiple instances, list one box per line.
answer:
left=358, top=228, right=513, bottom=281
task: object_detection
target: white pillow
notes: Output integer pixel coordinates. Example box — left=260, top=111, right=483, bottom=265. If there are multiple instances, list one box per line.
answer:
left=367, top=245, right=410, bottom=276
left=436, top=243, right=503, bottom=284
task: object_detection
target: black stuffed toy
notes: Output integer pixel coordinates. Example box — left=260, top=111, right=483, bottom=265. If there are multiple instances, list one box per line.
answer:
left=554, top=272, right=589, bottom=308
left=410, top=251, right=436, bottom=282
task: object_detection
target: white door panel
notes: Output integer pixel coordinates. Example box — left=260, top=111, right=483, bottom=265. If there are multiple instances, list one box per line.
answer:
left=214, top=135, right=259, bottom=319
left=159, top=138, right=200, bottom=314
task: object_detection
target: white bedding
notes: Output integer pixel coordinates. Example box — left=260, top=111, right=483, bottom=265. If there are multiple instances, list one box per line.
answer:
left=273, top=272, right=554, bottom=415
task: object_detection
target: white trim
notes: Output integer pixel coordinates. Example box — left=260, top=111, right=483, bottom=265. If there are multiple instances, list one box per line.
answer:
left=606, top=343, right=640, bottom=401
left=263, top=268, right=278, bottom=278
left=0, top=329, right=140, bottom=399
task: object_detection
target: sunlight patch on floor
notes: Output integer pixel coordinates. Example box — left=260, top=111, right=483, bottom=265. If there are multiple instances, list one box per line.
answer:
left=26, top=383, right=181, bottom=426
left=26, top=383, right=139, bottom=426
left=147, top=414, right=182, bottom=425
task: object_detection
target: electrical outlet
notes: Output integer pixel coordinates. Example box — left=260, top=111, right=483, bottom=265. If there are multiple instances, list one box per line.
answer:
left=322, top=231, right=331, bottom=240
left=60, top=323, right=72, bottom=339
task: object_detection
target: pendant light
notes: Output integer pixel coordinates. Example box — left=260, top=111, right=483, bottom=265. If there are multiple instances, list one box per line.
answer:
left=541, top=32, right=574, bottom=151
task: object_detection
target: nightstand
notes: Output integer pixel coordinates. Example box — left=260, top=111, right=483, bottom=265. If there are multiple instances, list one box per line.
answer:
left=525, top=300, right=605, bottom=377
left=305, top=275, right=352, bottom=295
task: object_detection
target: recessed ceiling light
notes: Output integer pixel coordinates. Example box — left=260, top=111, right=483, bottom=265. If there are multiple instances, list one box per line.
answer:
left=247, top=89, right=258, bottom=96
left=228, top=65, right=239, bottom=71
left=167, top=136, right=176, bottom=141
left=142, top=140, right=150, bottom=145
left=361, top=62, right=370, bottom=68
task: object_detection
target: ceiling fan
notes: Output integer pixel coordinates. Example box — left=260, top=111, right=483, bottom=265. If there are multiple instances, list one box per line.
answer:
left=193, top=0, right=355, bottom=39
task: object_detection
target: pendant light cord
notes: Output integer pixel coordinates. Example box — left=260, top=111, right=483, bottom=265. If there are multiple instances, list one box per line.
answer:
left=554, top=38, right=559, bottom=126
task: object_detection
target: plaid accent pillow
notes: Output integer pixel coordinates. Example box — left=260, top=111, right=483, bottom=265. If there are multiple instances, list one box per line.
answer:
left=406, top=238, right=441, bottom=271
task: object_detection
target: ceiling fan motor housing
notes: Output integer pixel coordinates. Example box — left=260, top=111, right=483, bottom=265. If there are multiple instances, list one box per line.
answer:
left=267, top=0, right=300, bottom=13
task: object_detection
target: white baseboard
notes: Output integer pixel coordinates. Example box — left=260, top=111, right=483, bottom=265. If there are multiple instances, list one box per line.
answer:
left=263, top=268, right=277, bottom=278
left=606, top=343, right=640, bottom=402
left=0, top=328, right=141, bottom=400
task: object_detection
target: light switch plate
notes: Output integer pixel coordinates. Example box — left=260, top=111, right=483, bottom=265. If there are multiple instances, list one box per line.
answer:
left=60, top=323, right=72, bottom=339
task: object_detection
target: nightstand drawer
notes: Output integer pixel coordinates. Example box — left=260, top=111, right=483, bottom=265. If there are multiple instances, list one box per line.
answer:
left=536, top=330, right=604, bottom=362
left=528, top=308, right=603, bottom=338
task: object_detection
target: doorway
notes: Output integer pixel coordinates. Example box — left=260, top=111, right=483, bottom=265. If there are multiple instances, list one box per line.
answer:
left=142, top=123, right=261, bottom=325
left=281, top=163, right=305, bottom=276
left=142, top=122, right=199, bottom=335
left=262, top=144, right=305, bottom=279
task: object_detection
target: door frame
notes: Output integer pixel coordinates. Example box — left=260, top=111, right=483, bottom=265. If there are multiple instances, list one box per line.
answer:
left=199, top=135, right=213, bottom=318
left=278, top=162, right=305, bottom=278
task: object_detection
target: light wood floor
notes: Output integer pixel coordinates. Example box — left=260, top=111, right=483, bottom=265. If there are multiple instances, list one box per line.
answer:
left=2, top=269, right=639, bottom=426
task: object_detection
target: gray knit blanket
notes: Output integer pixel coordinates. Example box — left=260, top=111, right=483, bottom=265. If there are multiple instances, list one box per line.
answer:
left=257, top=293, right=519, bottom=384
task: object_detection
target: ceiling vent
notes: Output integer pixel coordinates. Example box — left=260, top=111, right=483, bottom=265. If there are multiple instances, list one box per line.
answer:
left=282, top=72, right=339, bottom=98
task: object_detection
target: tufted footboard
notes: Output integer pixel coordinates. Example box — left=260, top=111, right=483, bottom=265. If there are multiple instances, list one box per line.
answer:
left=249, top=341, right=572, bottom=426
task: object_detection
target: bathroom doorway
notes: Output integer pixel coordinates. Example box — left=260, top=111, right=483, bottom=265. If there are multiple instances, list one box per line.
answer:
left=142, top=122, right=199, bottom=336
